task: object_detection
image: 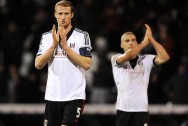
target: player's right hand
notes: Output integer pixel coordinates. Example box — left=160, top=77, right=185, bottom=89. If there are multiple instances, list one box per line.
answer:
left=52, top=24, right=59, bottom=47
left=145, top=24, right=155, bottom=43
left=143, top=26, right=150, bottom=44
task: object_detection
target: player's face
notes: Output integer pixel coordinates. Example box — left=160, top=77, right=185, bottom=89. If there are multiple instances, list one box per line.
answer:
left=121, top=34, right=138, bottom=51
left=55, top=5, right=73, bottom=28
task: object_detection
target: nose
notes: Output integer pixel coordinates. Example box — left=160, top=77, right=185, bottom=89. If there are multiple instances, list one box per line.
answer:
left=62, top=15, right=65, bottom=19
left=129, top=40, right=134, bottom=44
left=60, top=14, right=66, bottom=19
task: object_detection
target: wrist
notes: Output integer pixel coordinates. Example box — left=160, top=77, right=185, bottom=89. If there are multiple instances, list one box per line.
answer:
left=141, top=40, right=149, bottom=45
left=63, top=46, right=70, bottom=52
left=51, top=43, right=57, bottom=50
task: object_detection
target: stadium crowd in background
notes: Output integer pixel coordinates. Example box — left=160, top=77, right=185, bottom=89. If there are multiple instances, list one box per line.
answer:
left=0, top=0, right=188, bottom=105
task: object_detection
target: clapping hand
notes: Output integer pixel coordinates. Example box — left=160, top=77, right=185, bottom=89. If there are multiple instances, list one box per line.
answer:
left=52, top=24, right=60, bottom=47
left=59, top=26, right=68, bottom=50
left=145, top=24, right=155, bottom=43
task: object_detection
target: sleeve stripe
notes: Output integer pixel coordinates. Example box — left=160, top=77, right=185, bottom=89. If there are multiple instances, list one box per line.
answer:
left=84, top=32, right=90, bottom=46
left=75, top=27, right=91, bottom=47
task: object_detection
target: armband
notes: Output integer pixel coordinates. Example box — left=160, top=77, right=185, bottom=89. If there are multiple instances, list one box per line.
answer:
left=79, top=47, right=92, bottom=57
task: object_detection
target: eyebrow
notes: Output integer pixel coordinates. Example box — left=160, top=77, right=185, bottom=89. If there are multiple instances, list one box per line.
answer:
left=125, top=38, right=136, bottom=41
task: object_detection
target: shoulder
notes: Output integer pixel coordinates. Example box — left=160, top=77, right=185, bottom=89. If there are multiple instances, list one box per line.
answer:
left=111, top=53, right=122, bottom=63
left=74, top=27, right=89, bottom=36
left=139, top=54, right=155, bottom=59
left=39, top=30, right=52, bottom=44
left=138, top=54, right=156, bottom=65
left=112, top=53, right=122, bottom=59
left=42, top=30, right=52, bottom=38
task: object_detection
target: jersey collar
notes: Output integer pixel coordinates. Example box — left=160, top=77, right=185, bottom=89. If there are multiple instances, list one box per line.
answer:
left=67, top=26, right=75, bottom=41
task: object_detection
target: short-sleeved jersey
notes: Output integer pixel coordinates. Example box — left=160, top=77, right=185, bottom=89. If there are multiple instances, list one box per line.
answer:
left=111, top=54, right=155, bottom=112
left=36, top=27, right=92, bottom=101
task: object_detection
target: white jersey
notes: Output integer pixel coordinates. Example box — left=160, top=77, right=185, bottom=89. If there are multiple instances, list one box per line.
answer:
left=37, top=27, right=92, bottom=101
left=111, top=54, right=155, bottom=112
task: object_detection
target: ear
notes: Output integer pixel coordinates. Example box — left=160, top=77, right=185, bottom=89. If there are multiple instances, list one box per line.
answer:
left=54, top=12, right=57, bottom=18
left=71, top=12, right=74, bottom=18
left=120, top=42, right=123, bottom=49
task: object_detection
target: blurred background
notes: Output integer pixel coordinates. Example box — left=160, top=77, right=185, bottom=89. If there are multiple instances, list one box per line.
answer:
left=0, top=0, right=188, bottom=126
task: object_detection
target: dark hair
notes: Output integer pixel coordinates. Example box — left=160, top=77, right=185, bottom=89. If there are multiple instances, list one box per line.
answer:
left=55, top=0, right=74, bottom=12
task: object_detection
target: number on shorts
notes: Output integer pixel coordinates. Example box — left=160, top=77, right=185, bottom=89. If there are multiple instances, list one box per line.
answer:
left=76, top=107, right=81, bottom=118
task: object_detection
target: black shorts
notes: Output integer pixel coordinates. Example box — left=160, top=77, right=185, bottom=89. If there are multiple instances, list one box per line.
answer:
left=116, top=110, right=149, bottom=126
left=44, top=100, right=85, bottom=126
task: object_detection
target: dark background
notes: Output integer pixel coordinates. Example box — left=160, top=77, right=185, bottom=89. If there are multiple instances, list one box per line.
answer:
left=0, top=0, right=188, bottom=126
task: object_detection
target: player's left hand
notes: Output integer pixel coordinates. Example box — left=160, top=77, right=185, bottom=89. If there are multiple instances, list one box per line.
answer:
left=59, top=26, right=68, bottom=50
left=143, top=26, right=150, bottom=44
left=145, top=24, right=155, bottom=42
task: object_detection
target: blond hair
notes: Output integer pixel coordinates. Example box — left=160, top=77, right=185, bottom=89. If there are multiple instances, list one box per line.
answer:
left=55, top=0, right=74, bottom=12
left=121, top=32, right=136, bottom=42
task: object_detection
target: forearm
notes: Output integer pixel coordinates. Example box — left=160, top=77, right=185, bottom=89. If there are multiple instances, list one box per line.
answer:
left=117, top=40, right=149, bottom=64
left=151, top=39, right=170, bottom=64
left=145, top=24, right=170, bottom=64
left=129, top=40, right=149, bottom=58
left=64, top=47, right=92, bottom=70
left=35, top=45, right=56, bottom=69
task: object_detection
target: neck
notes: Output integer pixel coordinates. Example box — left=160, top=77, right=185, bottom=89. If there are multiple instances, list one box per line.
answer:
left=59, top=24, right=72, bottom=34
left=66, top=25, right=72, bottom=34
left=132, top=55, right=138, bottom=59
